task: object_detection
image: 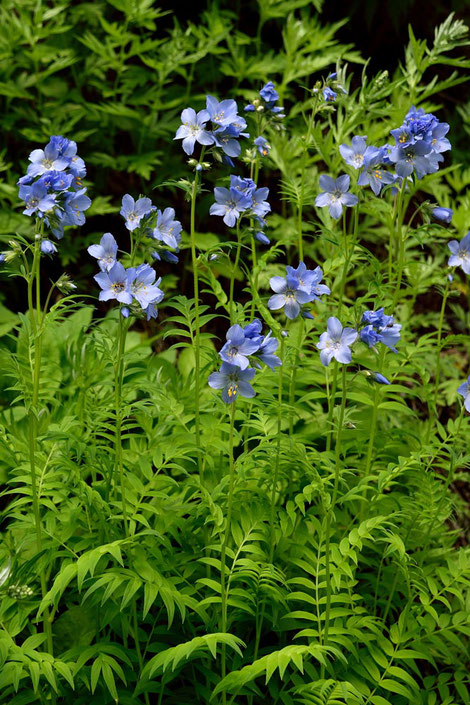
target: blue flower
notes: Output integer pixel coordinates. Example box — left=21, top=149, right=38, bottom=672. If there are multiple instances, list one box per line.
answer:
left=357, top=152, right=396, bottom=196
left=26, top=143, right=69, bottom=178
left=268, top=274, right=313, bottom=320
left=94, top=262, right=132, bottom=304
left=252, top=187, right=271, bottom=218
left=448, top=232, right=470, bottom=274
left=206, top=96, right=239, bottom=128
left=317, top=316, right=358, bottom=366
left=37, top=171, right=74, bottom=192
left=213, top=125, right=243, bottom=158
left=360, top=308, right=401, bottom=352
left=120, top=194, right=153, bottom=231
left=208, top=361, right=256, bottom=403
left=209, top=186, right=252, bottom=227
left=372, top=372, right=391, bottom=385
left=285, top=262, right=330, bottom=300
left=432, top=207, right=453, bottom=224
left=430, top=122, right=451, bottom=153
left=127, top=263, right=164, bottom=310
left=219, top=324, right=262, bottom=369
left=40, top=239, right=57, bottom=255
left=230, top=175, right=256, bottom=197
left=174, top=107, right=214, bottom=155
left=19, top=182, right=56, bottom=217
left=255, top=231, right=270, bottom=245
left=62, top=188, right=92, bottom=226
left=255, top=330, right=281, bottom=369
left=254, top=136, right=270, bottom=156
left=315, top=174, right=358, bottom=219
left=259, top=82, right=279, bottom=105
left=323, top=87, right=337, bottom=102
left=88, top=232, right=118, bottom=271
left=457, top=375, right=470, bottom=412
left=339, top=136, right=379, bottom=170
left=150, top=208, right=182, bottom=249
left=389, top=141, right=436, bottom=179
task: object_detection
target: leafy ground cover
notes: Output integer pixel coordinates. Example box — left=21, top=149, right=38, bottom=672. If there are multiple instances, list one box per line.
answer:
left=0, top=4, right=470, bottom=704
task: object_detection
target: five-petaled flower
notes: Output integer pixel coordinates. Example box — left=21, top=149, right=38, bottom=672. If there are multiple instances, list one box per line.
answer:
left=94, top=262, right=132, bottom=304
left=88, top=232, right=118, bottom=271
left=150, top=208, right=182, bottom=249
left=120, top=194, right=153, bottom=231
left=268, top=274, right=313, bottom=320
left=127, top=263, right=164, bottom=310
left=209, top=186, right=252, bottom=227
left=448, top=232, right=470, bottom=274
left=317, top=316, right=358, bottom=366
left=208, top=362, right=256, bottom=403
left=174, top=107, right=214, bottom=155
left=219, top=324, right=262, bottom=370
left=315, top=175, right=358, bottom=220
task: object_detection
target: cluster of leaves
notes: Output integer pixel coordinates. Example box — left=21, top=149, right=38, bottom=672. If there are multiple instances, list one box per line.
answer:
left=0, top=4, right=470, bottom=705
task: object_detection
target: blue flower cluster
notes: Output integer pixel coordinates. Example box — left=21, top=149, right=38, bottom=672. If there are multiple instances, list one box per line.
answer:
left=88, top=232, right=164, bottom=320
left=268, top=262, right=330, bottom=320
left=209, top=319, right=281, bottom=403
left=245, top=82, right=285, bottom=118
left=120, top=194, right=183, bottom=262
left=210, top=175, right=271, bottom=237
left=174, top=96, right=248, bottom=163
left=316, top=308, right=401, bottom=368
left=18, top=136, right=91, bottom=240
left=359, top=308, right=402, bottom=352
left=315, top=106, right=452, bottom=220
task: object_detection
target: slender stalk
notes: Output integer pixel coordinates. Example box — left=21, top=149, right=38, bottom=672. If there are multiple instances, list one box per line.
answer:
left=28, top=235, right=54, bottom=657
left=114, top=314, right=129, bottom=537
left=337, top=200, right=358, bottom=318
left=229, top=220, right=242, bottom=324
left=297, top=104, right=316, bottom=261
left=189, top=170, right=203, bottom=468
left=323, top=365, right=347, bottom=653
left=219, top=402, right=237, bottom=705
left=359, top=386, right=380, bottom=523
left=432, top=276, right=451, bottom=414
left=392, top=183, right=407, bottom=307
left=269, top=336, right=285, bottom=563
left=287, top=319, right=304, bottom=436
left=326, top=363, right=339, bottom=452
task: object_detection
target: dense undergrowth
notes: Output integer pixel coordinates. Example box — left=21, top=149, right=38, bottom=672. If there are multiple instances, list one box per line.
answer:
left=0, top=3, right=470, bottom=704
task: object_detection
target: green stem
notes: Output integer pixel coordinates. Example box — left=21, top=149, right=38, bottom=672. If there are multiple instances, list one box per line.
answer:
left=229, top=220, right=242, bottom=324
left=115, top=314, right=129, bottom=537
left=28, top=235, right=54, bottom=658
left=323, top=365, right=347, bottom=653
left=432, top=276, right=451, bottom=415
left=359, top=386, right=380, bottom=523
left=288, top=320, right=304, bottom=436
left=392, top=183, right=407, bottom=308
left=220, top=402, right=237, bottom=705
left=270, top=337, right=285, bottom=563
left=189, top=170, right=203, bottom=469
left=326, top=363, right=339, bottom=452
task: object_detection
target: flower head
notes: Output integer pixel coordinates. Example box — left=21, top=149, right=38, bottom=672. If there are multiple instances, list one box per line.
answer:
left=323, top=87, right=337, bottom=102
left=268, top=274, right=313, bottom=320
left=208, top=362, right=256, bottom=403
left=174, top=107, right=214, bottom=155
left=360, top=308, right=401, bottom=352
left=88, top=232, right=118, bottom=271
left=40, top=239, right=57, bottom=255
left=127, top=263, right=164, bottom=310
left=150, top=208, right=182, bottom=249
left=315, top=174, right=358, bottom=220
left=219, top=324, right=262, bottom=370
left=254, top=136, right=270, bottom=156
left=448, top=232, right=470, bottom=274
left=19, top=182, right=56, bottom=217
left=209, top=186, right=252, bottom=227
left=285, top=262, right=330, bottom=299
left=432, top=207, right=453, bottom=224
left=120, top=194, right=153, bottom=231
left=339, top=136, right=379, bottom=170
left=94, top=262, right=132, bottom=304
left=457, top=375, right=470, bottom=412
left=317, top=317, right=358, bottom=366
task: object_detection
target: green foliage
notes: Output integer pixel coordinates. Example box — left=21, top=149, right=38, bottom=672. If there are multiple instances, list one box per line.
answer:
left=0, top=3, right=470, bottom=705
